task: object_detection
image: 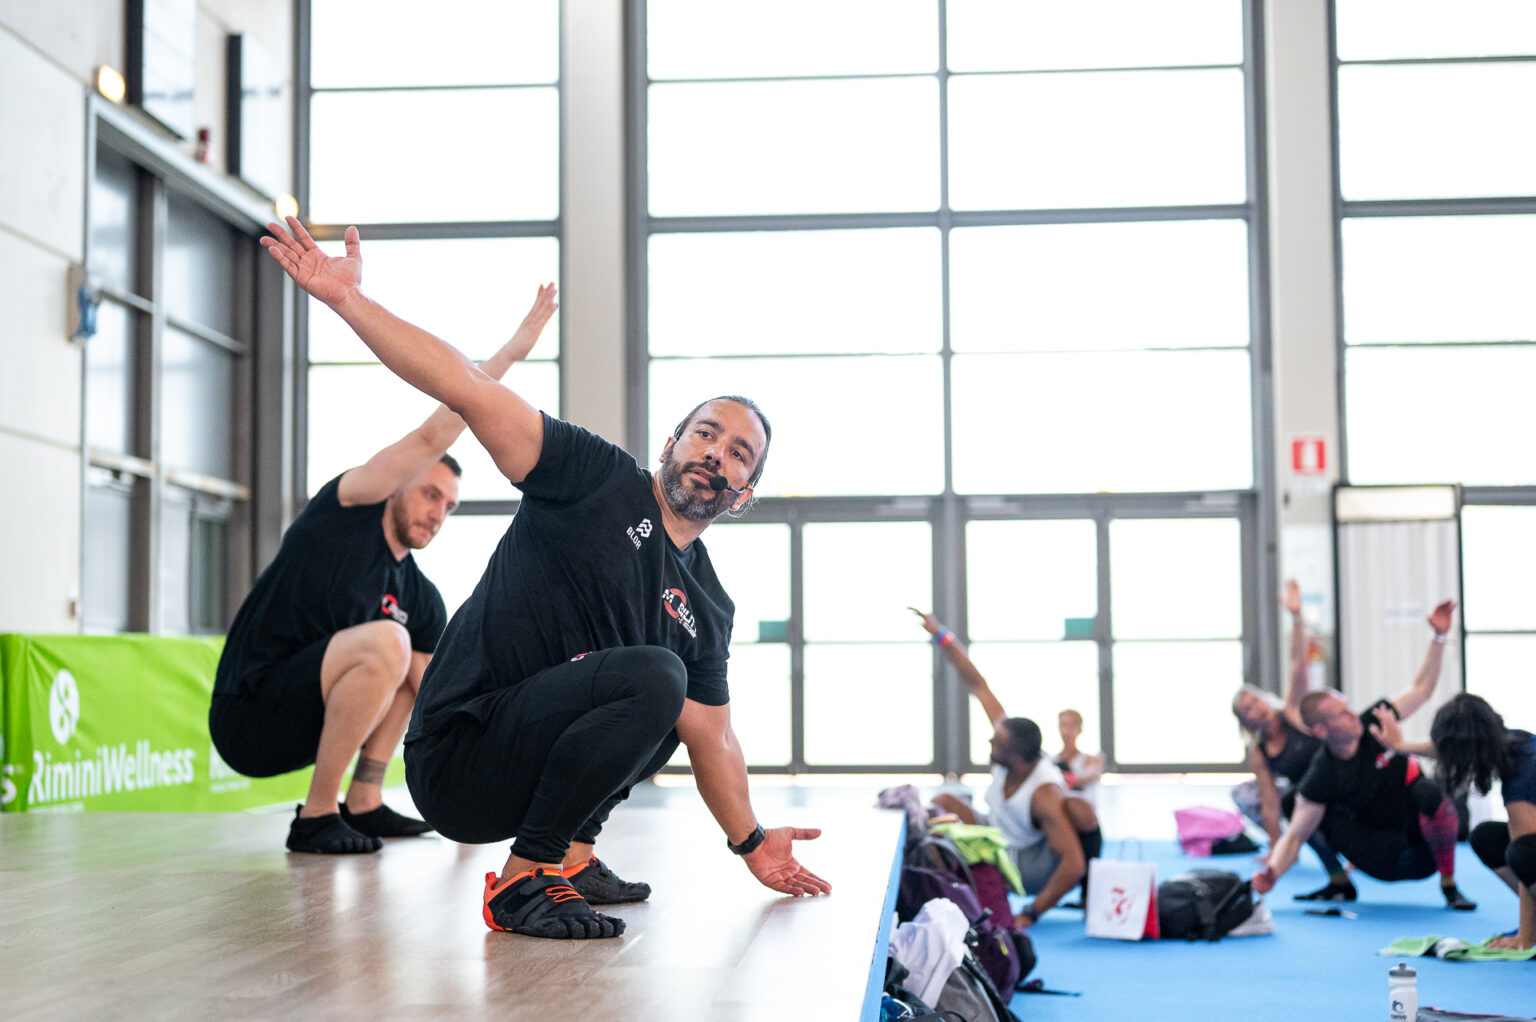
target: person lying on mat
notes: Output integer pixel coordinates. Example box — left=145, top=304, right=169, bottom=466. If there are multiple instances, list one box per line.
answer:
left=1230, top=580, right=1360, bottom=900
left=210, top=282, right=557, bottom=856
left=910, top=608, right=1103, bottom=928
left=1418, top=694, right=1535, bottom=948
left=261, top=217, right=829, bottom=940
left=1252, top=613, right=1475, bottom=911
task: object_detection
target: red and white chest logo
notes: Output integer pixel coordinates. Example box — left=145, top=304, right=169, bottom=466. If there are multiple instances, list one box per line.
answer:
left=381, top=594, right=409, bottom=625
left=662, top=587, right=697, bottom=638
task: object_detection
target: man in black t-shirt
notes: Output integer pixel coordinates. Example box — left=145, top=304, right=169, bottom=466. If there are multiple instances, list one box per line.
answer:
left=262, top=218, right=829, bottom=940
left=1253, top=608, right=1476, bottom=909
left=210, top=284, right=557, bottom=855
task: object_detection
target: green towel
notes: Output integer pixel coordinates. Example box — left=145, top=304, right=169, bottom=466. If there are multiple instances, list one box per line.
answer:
left=1379, top=935, right=1536, bottom=962
left=929, top=822, right=1026, bottom=895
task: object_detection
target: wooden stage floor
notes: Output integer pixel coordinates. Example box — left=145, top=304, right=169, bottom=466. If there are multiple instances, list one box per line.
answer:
left=1, top=791, right=905, bottom=1021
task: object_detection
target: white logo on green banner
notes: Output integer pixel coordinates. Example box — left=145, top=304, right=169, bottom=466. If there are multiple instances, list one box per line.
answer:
left=49, top=669, right=80, bottom=744
left=0, top=735, right=15, bottom=807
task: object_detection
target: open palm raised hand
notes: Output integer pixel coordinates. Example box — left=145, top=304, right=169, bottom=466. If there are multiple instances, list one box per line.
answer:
left=260, top=216, right=363, bottom=308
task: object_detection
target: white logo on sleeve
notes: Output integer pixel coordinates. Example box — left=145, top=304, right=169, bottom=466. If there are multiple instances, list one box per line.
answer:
left=627, top=518, right=653, bottom=550
left=49, top=669, right=81, bottom=744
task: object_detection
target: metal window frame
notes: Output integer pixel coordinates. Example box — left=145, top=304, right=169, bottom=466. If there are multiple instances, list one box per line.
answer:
left=81, top=95, right=277, bottom=635
left=1329, top=0, right=1536, bottom=488
left=293, top=0, right=561, bottom=526
left=636, top=0, right=1275, bottom=774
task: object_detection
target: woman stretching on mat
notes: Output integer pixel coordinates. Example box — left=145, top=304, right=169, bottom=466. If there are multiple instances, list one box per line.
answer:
left=1231, top=581, right=1351, bottom=900
left=1417, top=694, right=1534, bottom=949
left=910, top=608, right=1103, bottom=928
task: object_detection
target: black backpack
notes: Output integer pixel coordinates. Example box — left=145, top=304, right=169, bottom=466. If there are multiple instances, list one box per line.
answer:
left=1156, top=869, right=1255, bottom=941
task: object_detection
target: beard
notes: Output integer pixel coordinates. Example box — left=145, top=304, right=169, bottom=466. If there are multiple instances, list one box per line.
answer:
left=389, top=499, right=432, bottom=550
left=659, top=449, right=733, bottom=522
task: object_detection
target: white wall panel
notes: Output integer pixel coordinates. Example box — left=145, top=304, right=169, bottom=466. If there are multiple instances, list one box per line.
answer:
left=0, top=230, right=80, bottom=446
left=0, top=1, right=121, bottom=85
left=0, top=431, right=80, bottom=631
left=0, top=26, right=86, bottom=259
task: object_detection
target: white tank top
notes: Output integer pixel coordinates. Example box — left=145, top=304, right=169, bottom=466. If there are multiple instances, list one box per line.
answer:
left=1062, top=750, right=1100, bottom=807
left=985, top=758, right=1066, bottom=852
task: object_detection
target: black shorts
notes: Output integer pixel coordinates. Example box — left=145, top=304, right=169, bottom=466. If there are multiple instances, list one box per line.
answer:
left=209, top=638, right=329, bottom=778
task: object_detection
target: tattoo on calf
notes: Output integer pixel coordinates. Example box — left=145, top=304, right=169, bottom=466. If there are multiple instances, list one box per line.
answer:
left=352, top=756, right=388, bottom=786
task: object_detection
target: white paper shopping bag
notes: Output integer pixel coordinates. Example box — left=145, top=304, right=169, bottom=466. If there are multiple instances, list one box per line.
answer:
left=1085, top=855, right=1160, bottom=940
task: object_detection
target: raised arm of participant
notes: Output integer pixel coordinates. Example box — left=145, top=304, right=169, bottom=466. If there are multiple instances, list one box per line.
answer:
left=675, top=698, right=831, bottom=897
left=1252, top=794, right=1326, bottom=893
left=1279, top=581, right=1310, bottom=727
left=336, top=284, right=558, bottom=504
left=1388, top=599, right=1456, bottom=720
left=1016, top=785, right=1086, bottom=926
left=262, top=218, right=546, bottom=484
left=910, top=608, right=1006, bottom=725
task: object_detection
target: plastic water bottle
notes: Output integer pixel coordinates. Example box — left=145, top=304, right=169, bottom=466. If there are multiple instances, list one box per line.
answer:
left=1388, top=961, right=1416, bottom=1022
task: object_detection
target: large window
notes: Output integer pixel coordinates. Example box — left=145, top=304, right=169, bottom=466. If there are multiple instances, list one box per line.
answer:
left=640, top=0, right=1263, bottom=772
left=302, top=0, right=561, bottom=592
left=1335, top=1, right=1536, bottom=711
left=83, top=123, right=269, bottom=635
left=1336, top=1, right=1536, bottom=486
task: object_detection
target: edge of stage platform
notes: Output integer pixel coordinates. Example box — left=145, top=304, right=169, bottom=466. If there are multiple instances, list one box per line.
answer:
left=863, top=811, right=909, bottom=1021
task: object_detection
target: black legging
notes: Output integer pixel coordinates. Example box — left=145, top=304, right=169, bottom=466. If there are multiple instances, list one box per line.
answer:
left=405, top=645, right=688, bottom=863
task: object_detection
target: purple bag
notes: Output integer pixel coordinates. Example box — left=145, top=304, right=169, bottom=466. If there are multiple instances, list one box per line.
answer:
left=1174, top=806, right=1245, bottom=857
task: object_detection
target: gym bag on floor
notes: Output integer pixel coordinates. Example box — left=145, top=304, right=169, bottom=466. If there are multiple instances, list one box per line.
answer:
left=1156, top=869, right=1256, bottom=941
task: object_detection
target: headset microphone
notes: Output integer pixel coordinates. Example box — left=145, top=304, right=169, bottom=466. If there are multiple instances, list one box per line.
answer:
left=709, top=475, right=747, bottom=496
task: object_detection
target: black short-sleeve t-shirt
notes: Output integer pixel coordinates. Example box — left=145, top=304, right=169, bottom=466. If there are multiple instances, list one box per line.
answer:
left=1264, top=719, right=1324, bottom=785
left=214, top=474, right=446, bottom=696
left=1297, top=699, right=1415, bottom=831
left=407, top=414, right=734, bottom=739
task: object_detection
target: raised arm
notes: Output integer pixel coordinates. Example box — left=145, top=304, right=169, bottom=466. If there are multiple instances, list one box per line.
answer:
left=262, top=219, right=547, bottom=484
left=675, top=698, right=830, bottom=897
left=1280, top=581, right=1310, bottom=728
left=1387, top=599, right=1456, bottom=720
left=337, top=284, right=558, bottom=504
left=910, top=608, right=1006, bottom=725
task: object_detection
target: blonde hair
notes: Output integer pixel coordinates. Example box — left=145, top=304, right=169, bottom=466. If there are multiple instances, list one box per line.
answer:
left=1232, top=684, right=1282, bottom=743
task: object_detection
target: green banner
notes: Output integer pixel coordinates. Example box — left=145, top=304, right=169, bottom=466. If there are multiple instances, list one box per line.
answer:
left=0, top=634, right=401, bottom=813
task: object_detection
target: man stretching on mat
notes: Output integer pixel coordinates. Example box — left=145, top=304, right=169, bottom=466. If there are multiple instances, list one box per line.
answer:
left=210, top=283, right=557, bottom=855
left=1253, top=602, right=1475, bottom=910
left=911, top=609, right=1103, bottom=927
left=261, top=217, right=830, bottom=940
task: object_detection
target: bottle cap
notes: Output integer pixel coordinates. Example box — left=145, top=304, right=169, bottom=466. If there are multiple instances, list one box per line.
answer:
left=1389, top=962, right=1415, bottom=978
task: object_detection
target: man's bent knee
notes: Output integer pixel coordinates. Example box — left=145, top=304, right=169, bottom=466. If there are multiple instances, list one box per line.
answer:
left=1064, top=796, right=1099, bottom=832
left=322, top=620, right=412, bottom=698
left=351, top=620, right=412, bottom=674
left=603, top=646, right=687, bottom=716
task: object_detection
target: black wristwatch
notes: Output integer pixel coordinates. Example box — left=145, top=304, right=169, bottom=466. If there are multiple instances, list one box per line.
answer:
left=728, top=823, right=766, bottom=855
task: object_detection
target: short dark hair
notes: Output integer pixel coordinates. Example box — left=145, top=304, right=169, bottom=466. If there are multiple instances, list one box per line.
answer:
left=438, top=453, right=463, bottom=477
left=672, top=395, right=772, bottom=486
left=1299, top=690, right=1335, bottom=728
left=999, top=717, right=1043, bottom=763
